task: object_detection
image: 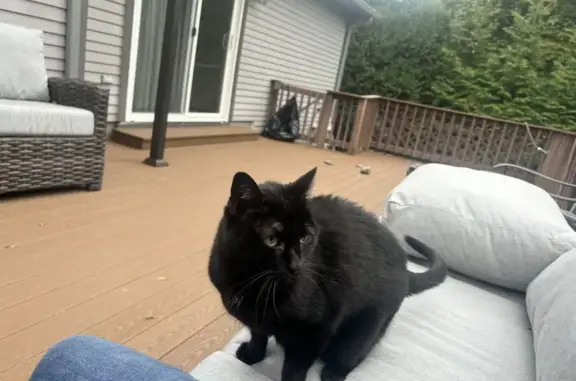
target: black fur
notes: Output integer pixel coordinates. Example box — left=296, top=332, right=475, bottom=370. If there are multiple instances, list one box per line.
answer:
left=208, top=168, right=447, bottom=381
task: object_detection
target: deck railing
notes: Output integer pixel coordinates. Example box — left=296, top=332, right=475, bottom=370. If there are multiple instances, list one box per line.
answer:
left=267, top=80, right=576, bottom=200
left=268, top=80, right=326, bottom=144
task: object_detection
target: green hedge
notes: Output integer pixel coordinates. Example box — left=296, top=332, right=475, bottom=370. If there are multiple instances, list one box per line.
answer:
left=343, top=0, right=576, bottom=131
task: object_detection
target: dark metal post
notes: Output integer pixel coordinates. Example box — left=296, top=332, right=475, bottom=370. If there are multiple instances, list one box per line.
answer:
left=144, top=0, right=181, bottom=167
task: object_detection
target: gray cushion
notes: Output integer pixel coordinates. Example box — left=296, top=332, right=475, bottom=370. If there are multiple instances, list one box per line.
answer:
left=220, top=263, right=535, bottom=381
left=0, top=99, right=94, bottom=136
left=383, top=163, right=576, bottom=291
left=191, top=351, right=273, bottom=381
left=526, top=248, right=576, bottom=381
left=0, top=22, right=49, bottom=101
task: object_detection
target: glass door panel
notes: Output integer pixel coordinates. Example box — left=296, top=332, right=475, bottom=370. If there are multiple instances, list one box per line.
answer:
left=188, top=0, right=235, bottom=114
left=132, top=0, right=194, bottom=113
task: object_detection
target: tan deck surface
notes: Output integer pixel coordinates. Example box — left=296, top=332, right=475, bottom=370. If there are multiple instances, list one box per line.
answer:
left=0, top=139, right=411, bottom=380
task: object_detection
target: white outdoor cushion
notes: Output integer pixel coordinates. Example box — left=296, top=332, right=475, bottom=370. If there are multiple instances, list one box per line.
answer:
left=0, top=99, right=94, bottom=136
left=0, top=22, right=49, bottom=101
left=218, top=262, right=535, bottom=381
left=527, top=248, right=576, bottom=381
left=383, top=163, right=576, bottom=291
left=191, top=351, right=273, bottom=381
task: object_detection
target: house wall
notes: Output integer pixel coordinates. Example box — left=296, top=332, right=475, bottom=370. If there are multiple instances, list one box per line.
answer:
left=0, top=0, right=349, bottom=128
left=232, top=0, right=348, bottom=128
left=0, top=0, right=67, bottom=77
left=84, top=0, right=127, bottom=123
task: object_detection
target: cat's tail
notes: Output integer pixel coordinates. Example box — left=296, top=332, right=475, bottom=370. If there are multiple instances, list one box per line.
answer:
left=404, top=236, right=447, bottom=296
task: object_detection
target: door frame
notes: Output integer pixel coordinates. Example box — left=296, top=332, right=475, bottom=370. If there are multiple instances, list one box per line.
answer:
left=123, top=0, right=245, bottom=123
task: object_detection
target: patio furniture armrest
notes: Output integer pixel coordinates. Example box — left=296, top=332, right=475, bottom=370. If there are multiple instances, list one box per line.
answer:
left=48, top=77, right=110, bottom=138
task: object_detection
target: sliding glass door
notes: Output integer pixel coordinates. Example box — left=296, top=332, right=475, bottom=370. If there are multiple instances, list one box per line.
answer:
left=189, top=0, right=236, bottom=114
left=125, top=0, right=244, bottom=122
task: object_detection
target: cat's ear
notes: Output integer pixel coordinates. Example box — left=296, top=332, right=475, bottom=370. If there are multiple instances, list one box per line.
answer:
left=228, top=172, right=262, bottom=215
left=289, top=167, right=317, bottom=197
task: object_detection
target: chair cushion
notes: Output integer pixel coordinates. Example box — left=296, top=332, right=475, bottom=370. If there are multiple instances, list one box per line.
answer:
left=0, top=22, right=49, bottom=101
left=222, top=263, right=535, bottom=381
left=191, top=351, right=274, bottom=381
left=526, top=248, right=576, bottom=381
left=382, top=163, right=576, bottom=291
left=0, top=99, right=94, bottom=136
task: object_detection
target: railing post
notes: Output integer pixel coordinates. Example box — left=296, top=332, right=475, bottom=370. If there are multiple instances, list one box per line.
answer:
left=348, top=98, right=368, bottom=154
left=267, top=80, right=281, bottom=119
left=359, top=97, right=380, bottom=151
left=348, top=96, right=379, bottom=155
left=314, top=92, right=335, bottom=147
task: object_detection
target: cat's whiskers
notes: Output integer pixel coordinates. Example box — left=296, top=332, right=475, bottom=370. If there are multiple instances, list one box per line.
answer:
left=255, top=276, right=273, bottom=326
left=262, top=277, right=275, bottom=323
left=228, top=270, right=277, bottom=311
left=272, top=279, right=281, bottom=318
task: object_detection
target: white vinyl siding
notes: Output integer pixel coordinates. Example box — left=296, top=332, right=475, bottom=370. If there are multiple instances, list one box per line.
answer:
left=232, top=0, right=347, bottom=128
left=84, top=0, right=126, bottom=123
left=0, top=0, right=67, bottom=78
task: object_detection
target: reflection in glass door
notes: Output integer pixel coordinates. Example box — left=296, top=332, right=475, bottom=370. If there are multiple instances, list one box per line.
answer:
left=132, top=0, right=195, bottom=113
left=188, top=0, right=236, bottom=114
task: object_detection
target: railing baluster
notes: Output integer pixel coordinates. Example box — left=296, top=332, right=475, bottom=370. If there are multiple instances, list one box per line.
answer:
left=481, top=121, right=498, bottom=167
left=301, top=93, right=311, bottom=140
left=441, top=114, right=457, bottom=165
left=429, top=111, right=446, bottom=162
left=341, top=99, right=355, bottom=150
left=385, top=102, right=400, bottom=152
left=308, top=94, right=320, bottom=143
left=471, top=119, right=487, bottom=166
left=376, top=101, right=391, bottom=149
left=526, top=128, right=543, bottom=171
left=334, top=99, right=346, bottom=150
left=394, top=105, right=410, bottom=154
left=461, top=117, right=476, bottom=165
left=402, top=107, right=419, bottom=156
left=314, top=93, right=334, bottom=148
left=451, top=116, right=467, bottom=165
left=493, top=123, right=509, bottom=166
left=504, top=123, right=520, bottom=164
left=516, top=126, right=530, bottom=168
left=420, top=110, right=436, bottom=160
left=412, top=108, right=429, bottom=158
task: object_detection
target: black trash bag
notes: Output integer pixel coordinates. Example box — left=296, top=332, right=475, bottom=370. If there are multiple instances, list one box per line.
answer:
left=261, top=96, right=300, bottom=142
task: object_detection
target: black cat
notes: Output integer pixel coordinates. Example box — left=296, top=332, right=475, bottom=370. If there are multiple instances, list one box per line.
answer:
left=208, top=168, right=447, bottom=381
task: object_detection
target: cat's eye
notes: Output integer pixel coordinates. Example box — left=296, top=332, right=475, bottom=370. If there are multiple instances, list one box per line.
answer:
left=264, top=236, right=278, bottom=247
left=300, top=235, right=312, bottom=245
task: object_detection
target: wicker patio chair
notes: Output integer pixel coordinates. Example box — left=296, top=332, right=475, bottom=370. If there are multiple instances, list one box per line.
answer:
left=0, top=78, right=109, bottom=195
left=0, top=22, right=110, bottom=196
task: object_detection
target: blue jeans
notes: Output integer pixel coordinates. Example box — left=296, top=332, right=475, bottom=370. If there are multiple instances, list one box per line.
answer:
left=29, top=335, right=198, bottom=381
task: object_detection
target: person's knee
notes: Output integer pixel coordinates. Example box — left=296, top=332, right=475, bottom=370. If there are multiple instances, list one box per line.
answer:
left=46, top=335, right=106, bottom=357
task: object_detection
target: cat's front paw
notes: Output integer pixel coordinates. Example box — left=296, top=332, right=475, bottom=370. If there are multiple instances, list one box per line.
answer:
left=320, top=366, right=347, bottom=381
left=236, top=342, right=266, bottom=365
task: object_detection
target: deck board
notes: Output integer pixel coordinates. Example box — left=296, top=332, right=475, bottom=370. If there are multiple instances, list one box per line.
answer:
left=0, top=139, right=411, bottom=380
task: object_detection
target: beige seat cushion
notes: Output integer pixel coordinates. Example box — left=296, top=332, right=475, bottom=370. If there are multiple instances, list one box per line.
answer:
left=0, top=99, right=94, bottom=136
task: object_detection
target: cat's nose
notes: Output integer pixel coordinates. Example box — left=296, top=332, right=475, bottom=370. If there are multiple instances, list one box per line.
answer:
left=288, top=250, right=301, bottom=272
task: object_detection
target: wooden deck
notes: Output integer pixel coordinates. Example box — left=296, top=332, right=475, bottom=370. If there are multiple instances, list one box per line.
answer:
left=0, top=139, right=411, bottom=380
